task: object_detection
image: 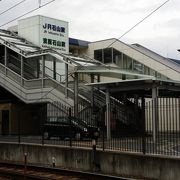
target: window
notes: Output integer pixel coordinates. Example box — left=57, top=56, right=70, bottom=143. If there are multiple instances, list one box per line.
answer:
left=104, top=48, right=112, bottom=63
left=133, top=61, right=144, bottom=73
left=113, top=48, right=122, bottom=65
left=94, top=49, right=103, bottom=62
left=123, top=54, right=133, bottom=70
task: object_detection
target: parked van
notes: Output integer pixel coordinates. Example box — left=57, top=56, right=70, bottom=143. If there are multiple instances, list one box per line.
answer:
left=43, top=116, right=100, bottom=140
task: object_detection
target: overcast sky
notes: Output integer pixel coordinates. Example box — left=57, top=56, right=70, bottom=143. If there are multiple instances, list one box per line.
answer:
left=0, top=0, right=180, bottom=59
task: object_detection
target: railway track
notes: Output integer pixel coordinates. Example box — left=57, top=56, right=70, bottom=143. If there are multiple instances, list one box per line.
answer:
left=0, top=162, right=133, bottom=180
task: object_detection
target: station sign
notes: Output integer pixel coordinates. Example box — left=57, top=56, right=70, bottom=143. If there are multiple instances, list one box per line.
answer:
left=18, top=15, right=69, bottom=53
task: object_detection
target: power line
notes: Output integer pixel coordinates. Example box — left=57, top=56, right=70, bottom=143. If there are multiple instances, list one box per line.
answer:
left=0, top=0, right=56, bottom=28
left=0, top=0, right=26, bottom=16
left=107, top=0, right=170, bottom=48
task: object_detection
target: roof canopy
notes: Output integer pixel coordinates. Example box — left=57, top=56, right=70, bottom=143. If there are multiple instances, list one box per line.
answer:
left=0, top=29, right=155, bottom=79
left=86, top=78, right=180, bottom=98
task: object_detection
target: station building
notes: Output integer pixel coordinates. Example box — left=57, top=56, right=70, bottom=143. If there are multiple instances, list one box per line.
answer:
left=0, top=15, right=179, bottom=138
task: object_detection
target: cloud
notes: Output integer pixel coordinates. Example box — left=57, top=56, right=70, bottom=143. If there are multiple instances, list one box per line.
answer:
left=0, top=0, right=180, bottom=59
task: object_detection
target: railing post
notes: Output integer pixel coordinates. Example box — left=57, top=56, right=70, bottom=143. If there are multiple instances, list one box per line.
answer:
left=21, top=56, right=24, bottom=86
left=4, top=46, right=7, bottom=76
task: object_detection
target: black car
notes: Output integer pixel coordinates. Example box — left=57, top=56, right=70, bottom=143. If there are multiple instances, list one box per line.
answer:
left=43, top=116, right=100, bottom=140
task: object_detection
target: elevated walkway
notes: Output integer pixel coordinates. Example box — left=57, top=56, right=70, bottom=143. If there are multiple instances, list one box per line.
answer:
left=88, top=39, right=180, bottom=81
left=0, top=30, right=151, bottom=107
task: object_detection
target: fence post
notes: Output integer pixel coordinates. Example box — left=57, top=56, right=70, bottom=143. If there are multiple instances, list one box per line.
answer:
left=41, top=106, right=45, bottom=145
left=141, top=96, right=146, bottom=154
left=101, top=106, right=106, bottom=151
left=69, top=107, right=72, bottom=147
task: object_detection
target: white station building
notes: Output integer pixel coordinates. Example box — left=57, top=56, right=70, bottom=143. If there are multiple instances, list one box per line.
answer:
left=0, top=15, right=179, bottom=138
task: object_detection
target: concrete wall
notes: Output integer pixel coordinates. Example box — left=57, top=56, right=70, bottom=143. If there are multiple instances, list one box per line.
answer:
left=0, top=142, right=180, bottom=180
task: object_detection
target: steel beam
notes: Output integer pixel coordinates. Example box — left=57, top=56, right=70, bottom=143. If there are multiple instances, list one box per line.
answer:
left=21, top=56, right=23, bottom=86
left=74, top=72, right=78, bottom=117
left=4, top=46, right=7, bottom=75
left=65, top=63, right=68, bottom=98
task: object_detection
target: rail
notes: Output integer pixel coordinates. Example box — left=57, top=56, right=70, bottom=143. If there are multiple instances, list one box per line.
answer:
left=0, top=162, right=130, bottom=180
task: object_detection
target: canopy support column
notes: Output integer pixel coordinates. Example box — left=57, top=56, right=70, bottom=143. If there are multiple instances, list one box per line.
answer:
left=152, top=86, right=159, bottom=143
left=90, top=74, right=94, bottom=107
left=74, top=72, right=78, bottom=117
left=42, top=56, right=45, bottom=88
left=65, top=63, right=68, bottom=98
left=106, top=88, right=111, bottom=140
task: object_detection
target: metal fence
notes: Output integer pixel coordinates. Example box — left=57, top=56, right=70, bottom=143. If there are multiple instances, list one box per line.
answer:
left=1, top=97, right=180, bottom=157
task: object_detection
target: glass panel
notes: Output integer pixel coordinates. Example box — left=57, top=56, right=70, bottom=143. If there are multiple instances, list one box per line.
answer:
left=94, top=49, right=103, bottom=62
left=0, top=45, right=5, bottom=64
left=113, top=48, right=122, bottom=65
left=149, top=69, right=156, bottom=76
left=144, top=66, right=150, bottom=75
left=123, top=54, right=133, bottom=70
left=104, top=48, right=112, bottom=63
left=133, top=61, right=144, bottom=73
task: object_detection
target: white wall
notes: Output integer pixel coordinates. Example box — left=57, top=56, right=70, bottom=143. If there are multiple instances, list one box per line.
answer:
left=87, top=39, right=180, bottom=81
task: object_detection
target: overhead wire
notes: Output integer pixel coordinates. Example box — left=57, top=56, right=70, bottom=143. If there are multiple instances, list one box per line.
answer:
left=1, top=0, right=170, bottom=103
left=0, top=0, right=56, bottom=27
left=106, top=0, right=170, bottom=48
left=0, top=0, right=26, bottom=16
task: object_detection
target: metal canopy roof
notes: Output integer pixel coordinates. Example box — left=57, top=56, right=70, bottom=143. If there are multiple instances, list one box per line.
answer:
left=0, top=29, right=154, bottom=79
left=77, top=67, right=154, bottom=79
left=0, top=29, right=103, bottom=68
left=86, top=78, right=180, bottom=97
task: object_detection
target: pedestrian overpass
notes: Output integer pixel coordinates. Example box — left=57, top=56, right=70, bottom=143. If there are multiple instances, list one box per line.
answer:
left=0, top=29, right=151, bottom=107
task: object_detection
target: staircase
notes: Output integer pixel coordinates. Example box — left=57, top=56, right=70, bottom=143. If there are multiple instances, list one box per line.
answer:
left=76, top=80, right=141, bottom=131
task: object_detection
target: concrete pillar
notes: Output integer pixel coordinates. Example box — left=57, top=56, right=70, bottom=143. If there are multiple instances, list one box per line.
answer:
left=4, top=46, right=7, bottom=75
left=152, top=87, right=159, bottom=143
left=65, top=63, right=68, bottom=98
left=106, top=88, right=111, bottom=140
left=20, top=56, right=23, bottom=86
left=42, top=56, right=45, bottom=88
left=53, top=58, right=56, bottom=80
left=74, top=72, right=78, bottom=117
left=90, top=74, right=94, bottom=107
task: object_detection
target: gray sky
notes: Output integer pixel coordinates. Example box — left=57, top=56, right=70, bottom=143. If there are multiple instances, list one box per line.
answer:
left=0, top=0, right=180, bottom=59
